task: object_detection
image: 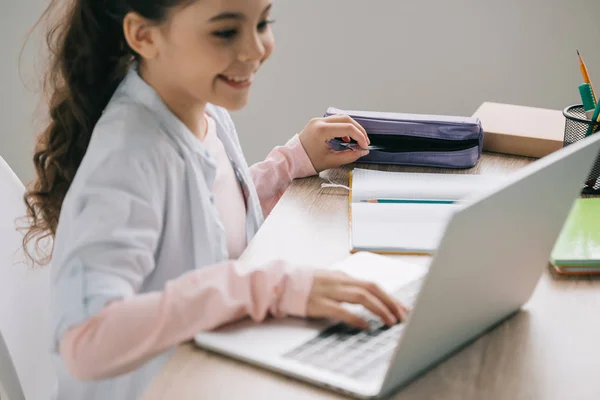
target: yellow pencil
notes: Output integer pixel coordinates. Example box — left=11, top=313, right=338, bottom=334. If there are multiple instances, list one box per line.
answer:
left=578, top=50, right=597, bottom=103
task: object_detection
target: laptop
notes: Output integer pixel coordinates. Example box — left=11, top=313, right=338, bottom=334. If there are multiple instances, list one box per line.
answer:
left=194, top=132, right=600, bottom=399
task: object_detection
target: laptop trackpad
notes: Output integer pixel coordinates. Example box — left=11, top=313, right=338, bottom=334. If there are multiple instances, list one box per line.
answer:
left=195, top=314, right=332, bottom=357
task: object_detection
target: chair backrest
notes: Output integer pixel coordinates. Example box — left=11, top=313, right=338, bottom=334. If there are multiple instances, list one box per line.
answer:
left=0, top=330, right=26, bottom=400
left=0, top=157, right=54, bottom=400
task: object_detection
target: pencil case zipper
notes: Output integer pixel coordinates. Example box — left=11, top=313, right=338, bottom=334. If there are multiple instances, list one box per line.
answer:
left=366, top=133, right=479, bottom=153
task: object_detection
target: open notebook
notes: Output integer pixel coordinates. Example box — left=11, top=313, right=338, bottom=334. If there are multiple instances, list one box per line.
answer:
left=349, top=168, right=503, bottom=255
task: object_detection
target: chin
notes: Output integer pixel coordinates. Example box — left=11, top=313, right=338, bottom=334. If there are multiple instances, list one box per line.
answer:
left=214, top=95, right=250, bottom=111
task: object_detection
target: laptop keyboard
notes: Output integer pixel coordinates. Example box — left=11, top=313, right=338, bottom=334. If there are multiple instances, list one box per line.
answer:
left=283, top=277, right=424, bottom=380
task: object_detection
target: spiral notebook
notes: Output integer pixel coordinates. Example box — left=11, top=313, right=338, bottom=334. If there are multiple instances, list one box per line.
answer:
left=349, top=168, right=503, bottom=255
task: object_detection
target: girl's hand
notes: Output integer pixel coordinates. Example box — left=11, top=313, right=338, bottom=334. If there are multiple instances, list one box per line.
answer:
left=299, top=115, right=371, bottom=173
left=306, top=270, right=409, bottom=329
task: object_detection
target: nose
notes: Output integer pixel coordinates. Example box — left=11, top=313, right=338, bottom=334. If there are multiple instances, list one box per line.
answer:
left=238, top=31, right=265, bottom=63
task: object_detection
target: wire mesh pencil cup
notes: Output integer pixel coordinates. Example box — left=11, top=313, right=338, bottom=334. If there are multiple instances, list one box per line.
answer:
left=563, top=104, right=600, bottom=194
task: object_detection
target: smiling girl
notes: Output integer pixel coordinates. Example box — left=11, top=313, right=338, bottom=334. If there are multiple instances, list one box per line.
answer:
left=24, top=1, right=406, bottom=399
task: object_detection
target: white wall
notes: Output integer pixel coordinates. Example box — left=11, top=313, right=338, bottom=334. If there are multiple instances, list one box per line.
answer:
left=1, top=0, right=47, bottom=184
left=234, top=0, right=600, bottom=164
left=2, top=0, right=600, bottom=183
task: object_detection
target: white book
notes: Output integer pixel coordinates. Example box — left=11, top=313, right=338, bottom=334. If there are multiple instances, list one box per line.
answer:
left=349, top=168, right=504, bottom=254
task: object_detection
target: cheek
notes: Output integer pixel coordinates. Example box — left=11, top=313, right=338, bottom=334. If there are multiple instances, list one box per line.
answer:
left=179, top=47, right=232, bottom=87
left=163, top=33, right=228, bottom=77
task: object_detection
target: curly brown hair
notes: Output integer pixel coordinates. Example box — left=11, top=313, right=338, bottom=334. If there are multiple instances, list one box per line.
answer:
left=23, top=0, right=190, bottom=264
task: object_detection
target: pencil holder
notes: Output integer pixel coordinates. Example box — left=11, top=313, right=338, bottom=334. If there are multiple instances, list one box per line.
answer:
left=563, top=104, right=600, bottom=194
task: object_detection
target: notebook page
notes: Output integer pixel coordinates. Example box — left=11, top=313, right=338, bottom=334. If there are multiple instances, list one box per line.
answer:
left=351, top=168, right=503, bottom=202
left=351, top=202, right=458, bottom=253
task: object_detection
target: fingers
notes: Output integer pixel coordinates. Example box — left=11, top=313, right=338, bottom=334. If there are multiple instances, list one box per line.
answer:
left=356, top=281, right=405, bottom=321
left=397, top=302, right=410, bottom=320
left=334, top=148, right=370, bottom=166
left=323, top=123, right=369, bottom=149
left=308, top=271, right=410, bottom=330
left=330, top=287, right=397, bottom=326
left=317, top=299, right=369, bottom=329
left=330, top=273, right=406, bottom=322
left=325, top=114, right=370, bottom=144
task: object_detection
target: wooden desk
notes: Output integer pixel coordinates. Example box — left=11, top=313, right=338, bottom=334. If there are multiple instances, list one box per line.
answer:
left=141, top=153, right=600, bottom=400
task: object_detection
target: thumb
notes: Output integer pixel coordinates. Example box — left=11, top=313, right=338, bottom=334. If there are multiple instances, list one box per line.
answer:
left=337, top=149, right=370, bottom=165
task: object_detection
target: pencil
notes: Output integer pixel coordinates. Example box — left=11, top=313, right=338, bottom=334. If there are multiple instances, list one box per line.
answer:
left=360, top=199, right=455, bottom=204
left=578, top=50, right=597, bottom=103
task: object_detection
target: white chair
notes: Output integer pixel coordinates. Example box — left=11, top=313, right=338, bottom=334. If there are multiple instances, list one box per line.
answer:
left=0, top=157, right=54, bottom=400
left=0, top=329, right=26, bottom=400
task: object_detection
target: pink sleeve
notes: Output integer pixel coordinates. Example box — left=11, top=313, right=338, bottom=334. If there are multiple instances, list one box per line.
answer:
left=59, top=260, right=314, bottom=380
left=250, top=134, right=317, bottom=216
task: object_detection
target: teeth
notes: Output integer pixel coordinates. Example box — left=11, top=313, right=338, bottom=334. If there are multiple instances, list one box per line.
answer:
left=224, top=75, right=252, bottom=83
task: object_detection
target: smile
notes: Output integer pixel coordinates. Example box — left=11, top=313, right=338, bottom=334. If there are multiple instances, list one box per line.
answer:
left=218, top=74, right=254, bottom=89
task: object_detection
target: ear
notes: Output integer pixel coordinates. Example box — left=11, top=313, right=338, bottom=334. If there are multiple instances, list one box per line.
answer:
left=123, top=12, right=159, bottom=60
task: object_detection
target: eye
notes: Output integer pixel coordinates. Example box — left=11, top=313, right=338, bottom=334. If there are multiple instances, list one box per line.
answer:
left=213, top=29, right=238, bottom=40
left=257, top=19, right=275, bottom=32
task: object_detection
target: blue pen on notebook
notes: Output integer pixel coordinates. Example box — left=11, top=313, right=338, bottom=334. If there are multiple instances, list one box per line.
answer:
left=360, top=198, right=455, bottom=204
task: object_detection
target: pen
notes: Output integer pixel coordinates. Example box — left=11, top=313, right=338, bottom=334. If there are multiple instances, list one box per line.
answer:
left=337, top=142, right=385, bottom=151
left=360, top=199, right=455, bottom=204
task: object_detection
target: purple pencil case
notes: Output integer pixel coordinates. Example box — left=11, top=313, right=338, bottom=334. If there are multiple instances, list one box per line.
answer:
left=325, top=107, right=484, bottom=169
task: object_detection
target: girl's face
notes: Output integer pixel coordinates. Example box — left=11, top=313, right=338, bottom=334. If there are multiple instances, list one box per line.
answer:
left=142, top=0, right=275, bottom=111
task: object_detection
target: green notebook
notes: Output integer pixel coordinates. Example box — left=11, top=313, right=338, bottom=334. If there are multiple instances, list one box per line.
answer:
left=550, top=198, right=600, bottom=267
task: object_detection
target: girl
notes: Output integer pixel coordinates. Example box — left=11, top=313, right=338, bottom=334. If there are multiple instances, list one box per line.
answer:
left=24, top=1, right=407, bottom=399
